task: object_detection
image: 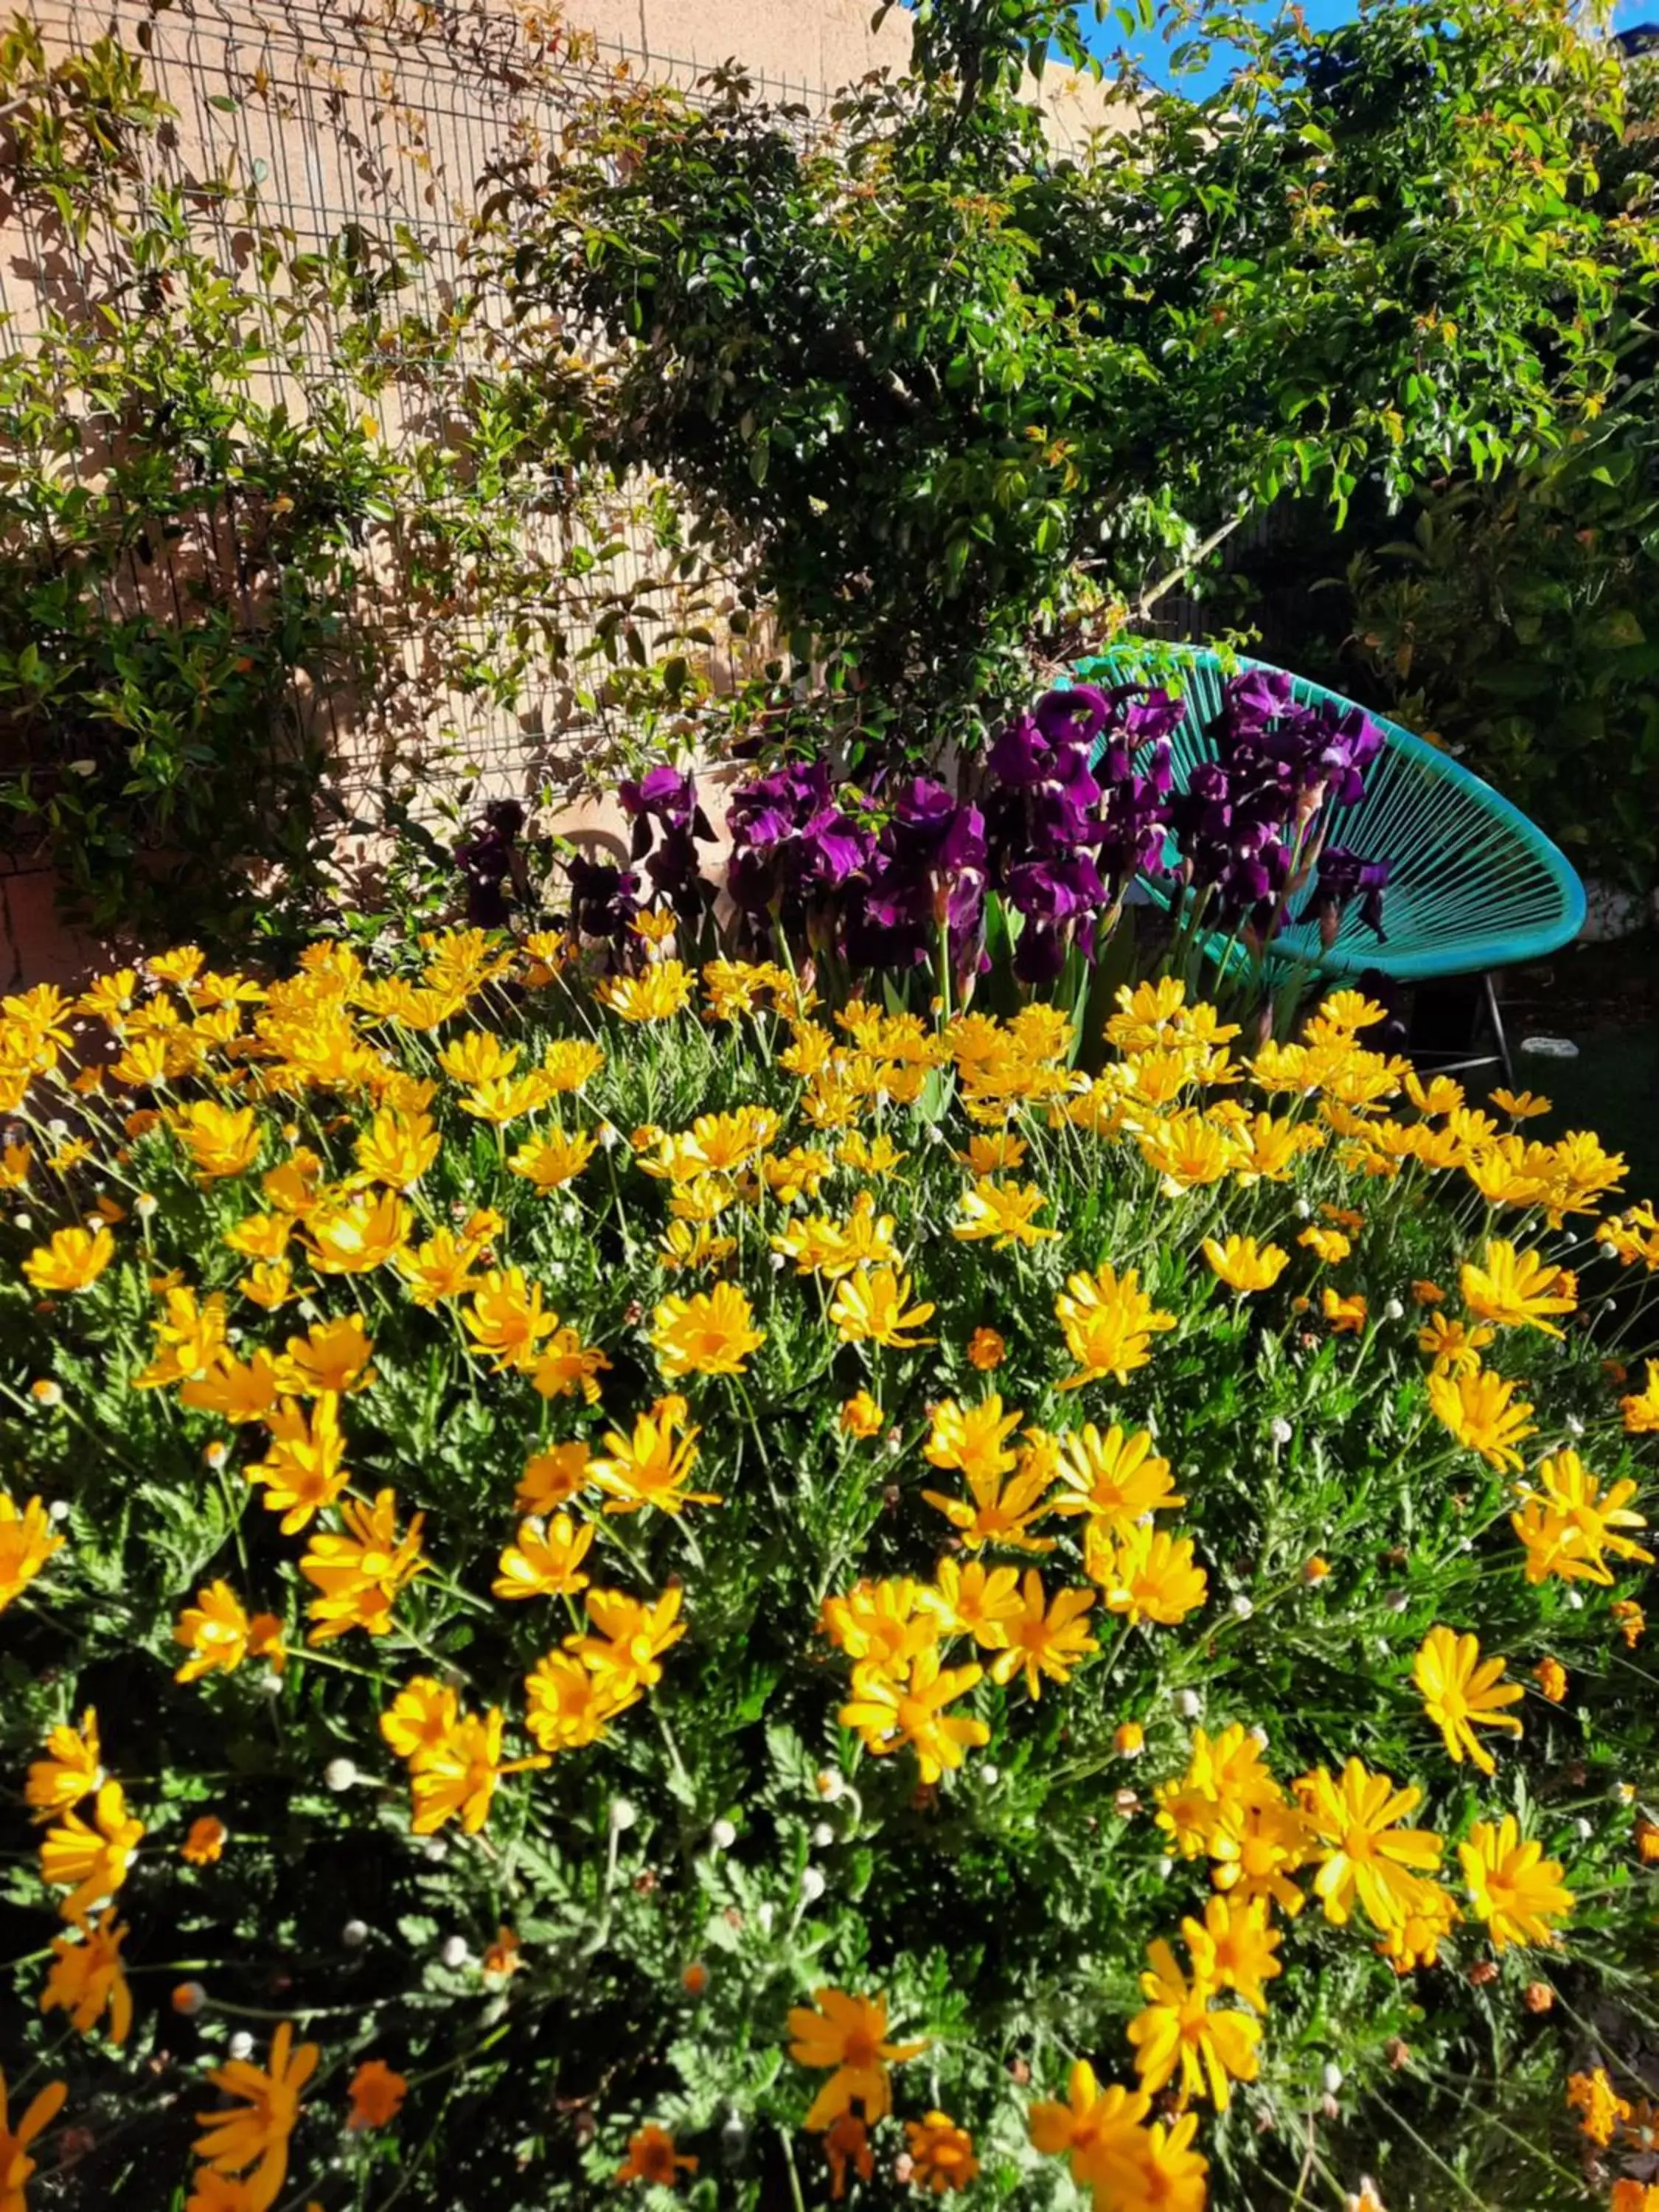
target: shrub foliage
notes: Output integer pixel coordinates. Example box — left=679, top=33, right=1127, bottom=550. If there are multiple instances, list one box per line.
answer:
left=491, top=0, right=1643, bottom=752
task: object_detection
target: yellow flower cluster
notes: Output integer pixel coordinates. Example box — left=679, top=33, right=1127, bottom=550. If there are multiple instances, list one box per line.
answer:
left=0, top=932, right=1652, bottom=2212
left=1151, top=1722, right=1572, bottom=1976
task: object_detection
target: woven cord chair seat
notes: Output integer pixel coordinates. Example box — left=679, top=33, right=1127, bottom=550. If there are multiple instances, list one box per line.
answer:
left=1077, top=646, right=1586, bottom=982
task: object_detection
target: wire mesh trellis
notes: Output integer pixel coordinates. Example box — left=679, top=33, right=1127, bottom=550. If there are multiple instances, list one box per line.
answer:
left=0, top=0, right=844, bottom=860
left=0, top=0, right=1176, bottom=943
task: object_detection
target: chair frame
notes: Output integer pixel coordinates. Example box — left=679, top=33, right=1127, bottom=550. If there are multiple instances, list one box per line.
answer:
left=1076, top=645, right=1587, bottom=987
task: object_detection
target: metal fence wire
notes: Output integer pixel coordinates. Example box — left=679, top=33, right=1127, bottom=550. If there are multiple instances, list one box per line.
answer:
left=0, top=0, right=847, bottom=852
left=0, top=1, right=1200, bottom=891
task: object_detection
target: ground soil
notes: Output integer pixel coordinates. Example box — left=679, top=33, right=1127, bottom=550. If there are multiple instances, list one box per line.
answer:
left=1494, top=930, right=1659, bottom=1201
left=1501, top=930, right=1659, bottom=1038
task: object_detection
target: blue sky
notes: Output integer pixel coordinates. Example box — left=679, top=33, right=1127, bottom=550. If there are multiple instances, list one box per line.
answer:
left=1090, top=1, right=1658, bottom=93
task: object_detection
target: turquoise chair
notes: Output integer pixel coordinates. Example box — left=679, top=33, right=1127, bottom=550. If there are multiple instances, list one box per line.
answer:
left=1077, top=644, right=1586, bottom=985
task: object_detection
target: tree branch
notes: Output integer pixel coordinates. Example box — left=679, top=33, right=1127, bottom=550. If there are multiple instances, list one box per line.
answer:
left=1130, top=509, right=1250, bottom=622
left=844, top=333, right=922, bottom=414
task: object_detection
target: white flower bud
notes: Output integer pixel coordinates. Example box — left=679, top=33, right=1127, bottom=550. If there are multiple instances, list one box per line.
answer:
left=1323, top=2062, right=1343, bottom=2096
left=134, top=1192, right=158, bottom=1220
left=49, top=1498, right=72, bottom=1522
left=811, top=1823, right=835, bottom=1849
left=709, top=1818, right=736, bottom=1851
left=1567, top=1589, right=1585, bottom=1610
left=1387, top=1588, right=1410, bottom=1613
left=13, top=1211, right=29, bottom=1233
left=1575, top=1817, right=1594, bottom=1841
left=816, top=1770, right=844, bottom=1803
left=440, top=1935, right=469, bottom=1967
left=324, top=1758, right=357, bottom=1792
left=422, top=1836, right=448, bottom=1863
left=1269, top=1416, right=1293, bottom=1446
left=46, top=1119, right=68, bottom=1140
left=204, top=1441, right=229, bottom=1472
left=1175, top=1688, right=1202, bottom=1719
left=799, top=1867, right=826, bottom=1904
left=1155, top=1855, right=1175, bottom=1879
left=228, top=2031, right=254, bottom=2061
left=611, top=1797, right=639, bottom=1832
left=1230, top=1595, right=1254, bottom=1621
left=756, top=1901, right=775, bottom=1933
left=768, top=1251, right=786, bottom=1271
left=599, top=1122, right=622, bottom=1150
left=1383, top=1298, right=1404, bottom=1322
left=1249, top=1725, right=1269, bottom=1747
left=1294, top=1197, right=1313, bottom=1218
left=341, top=1919, right=369, bottom=1948
left=979, top=1764, right=1000, bottom=1787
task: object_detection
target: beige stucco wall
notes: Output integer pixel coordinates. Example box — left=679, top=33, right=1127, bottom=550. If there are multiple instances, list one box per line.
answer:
left=568, top=0, right=914, bottom=86
left=566, top=0, right=1135, bottom=139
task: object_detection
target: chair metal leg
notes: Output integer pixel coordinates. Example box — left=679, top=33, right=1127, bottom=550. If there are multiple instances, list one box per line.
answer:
left=1402, top=971, right=1517, bottom=1087
left=1484, top=970, right=1516, bottom=1090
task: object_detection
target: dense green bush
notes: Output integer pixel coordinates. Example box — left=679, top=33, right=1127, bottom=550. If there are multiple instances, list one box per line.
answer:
left=1335, top=439, right=1659, bottom=894
left=484, top=0, right=1638, bottom=759
left=1231, top=46, right=1659, bottom=891
left=0, top=18, right=719, bottom=946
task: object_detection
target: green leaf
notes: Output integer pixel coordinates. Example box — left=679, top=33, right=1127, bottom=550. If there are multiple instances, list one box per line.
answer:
left=1587, top=608, right=1644, bottom=650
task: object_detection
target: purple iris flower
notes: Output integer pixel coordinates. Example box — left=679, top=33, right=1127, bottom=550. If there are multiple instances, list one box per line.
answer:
left=1032, top=682, right=1110, bottom=748
left=1216, top=667, right=1296, bottom=740
left=885, top=777, right=984, bottom=866
left=883, top=777, right=987, bottom=936
left=618, top=764, right=700, bottom=832
left=1301, top=846, right=1391, bottom=941
left=981, top=683, right=1182, bottom=970
left=988, top=697, right=1107, bottom=813
left=616, top=766, right=719, bottom=919
left=565, top=854, right=641, bottom=942
left=453, top=799, right=525, bottom=929
left=985, top=712, right=1051, bottom=787
left=1004, top=852, right=1105, bottom=924
left=1312, top=702, right=1385, bottom=808
left=726, top=762, right=874, bottom=917
left=848, top=862, right=934, bottom=968
left=1113, top=686, right=1186, bottom=748
left=1014, top=920, right=1068, bottom=986
left=1098, top=753, right=1174, bottom=882
left=1172, top=761, right=1234, bottom=847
